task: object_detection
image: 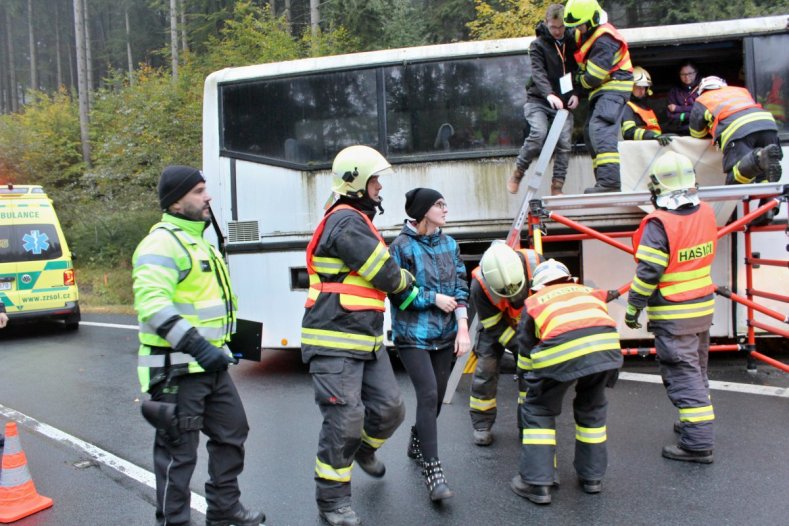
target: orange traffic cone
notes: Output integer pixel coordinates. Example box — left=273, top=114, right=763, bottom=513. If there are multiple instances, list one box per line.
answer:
left=0, top=422, right=53, bottom=523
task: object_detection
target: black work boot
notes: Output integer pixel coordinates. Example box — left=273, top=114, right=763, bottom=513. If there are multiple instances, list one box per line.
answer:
left=584, top=185, right=620, bottom=194
left=510, top=475, right=551, bottom=504
left=422, top=458, right=454, bottom=502
left=407, top=426, right=424, bottom=466
left=662, top=444, right=714, bottom=464
left=205, top=505, right=265, bottom=526
left=579, top=478, right=602, bottom=494
left=355, top=443, right=385, bottom=478
left=472, top=428, right=493, bottom=446
left=673, top=421, right=682, bottom=434
left=756, top=144, right=783, bottom=182
left=319, top=506, right=361, bottom=526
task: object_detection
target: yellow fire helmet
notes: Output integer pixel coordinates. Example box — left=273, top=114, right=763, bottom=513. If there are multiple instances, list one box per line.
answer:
left=564, top=0, right=604, bottom=28
left=648, top=151, right=700, bottom=210
left=480, top=241, right=526, bottom=298
left=330, top=145, right=394, bottom=198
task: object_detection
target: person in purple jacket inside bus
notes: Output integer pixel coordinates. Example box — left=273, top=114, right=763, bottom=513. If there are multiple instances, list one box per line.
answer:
left=665, top=61, right=701, bottom=135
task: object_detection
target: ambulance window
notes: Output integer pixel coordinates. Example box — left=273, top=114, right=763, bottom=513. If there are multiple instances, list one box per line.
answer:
left=2, top=224, right=63, bottom=262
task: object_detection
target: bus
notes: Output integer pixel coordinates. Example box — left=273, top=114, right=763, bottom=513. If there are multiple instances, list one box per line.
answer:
left=202, top=15, right=788, bottom=355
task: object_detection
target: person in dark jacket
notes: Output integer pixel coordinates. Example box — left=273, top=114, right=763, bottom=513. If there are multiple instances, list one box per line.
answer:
left=510, top=259, right=622, bottom=505
left=508, top=3, right=579, bottom=196
left=0, top=300, right=7, bottom=328
left=665, top=61, right=700, bottom=135
left=564, top=0, right=634, bottom=193
left=301, top=145, right=418, bottom=526
left=389, top=187, right=471, bottom=502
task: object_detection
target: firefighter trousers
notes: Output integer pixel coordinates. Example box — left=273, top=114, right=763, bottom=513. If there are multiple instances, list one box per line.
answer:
left=151, top=370, right=249, bottom=526
left=584, top=91, right=629, bottom=190
left=309, top=350, right=405, bottom=512
left=723, top=129, right=782, bottom=184
left=469, top=330, right=508, bottom=432
left=518, top=370, right=617, bottom=485
left=654, top=330, right=715, bottom=451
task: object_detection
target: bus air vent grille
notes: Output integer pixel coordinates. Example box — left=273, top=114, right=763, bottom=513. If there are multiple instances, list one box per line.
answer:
left=228, top=221, right=260, bottom=243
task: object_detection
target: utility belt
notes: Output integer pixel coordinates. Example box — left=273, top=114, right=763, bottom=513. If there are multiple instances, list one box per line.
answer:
left=141, top=373, right=203, bottom=444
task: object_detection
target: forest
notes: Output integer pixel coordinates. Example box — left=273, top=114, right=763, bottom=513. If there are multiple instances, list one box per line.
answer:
left=0, top=0, right=785, bottom=308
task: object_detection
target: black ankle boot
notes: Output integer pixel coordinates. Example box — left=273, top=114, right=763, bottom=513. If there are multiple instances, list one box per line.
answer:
left=422, top=458, right=454, bottom=501
left=407, top=426, right=424, bottom=466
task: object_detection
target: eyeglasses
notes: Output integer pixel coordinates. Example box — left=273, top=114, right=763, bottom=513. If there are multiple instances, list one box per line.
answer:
left=433, top=201, right=448, bottom=210
left=680, top=71, right=697, bottom=77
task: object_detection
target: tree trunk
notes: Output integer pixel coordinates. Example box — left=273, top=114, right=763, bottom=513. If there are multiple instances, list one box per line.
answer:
left=55, top=1, right=64, bottom=89
left=5, top=7, right=18, bottom=112
left=310, top=0, right=319, bottom=38
left=83, top=0, right=93, bottom=106
left=284, top=0, right=291, bottom=35
left=125, top=7, right=134, bottom=85
left=179, top=0, right=188, bottom=53
left=170, top=0, right=178, bottom=81
left=28, top=0, right=37, bottom=91
left=73, top=0, right=91, bottom=166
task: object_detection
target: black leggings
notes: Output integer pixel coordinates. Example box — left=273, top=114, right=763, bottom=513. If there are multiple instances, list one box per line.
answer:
left=397, top=345, right=454, bottom=459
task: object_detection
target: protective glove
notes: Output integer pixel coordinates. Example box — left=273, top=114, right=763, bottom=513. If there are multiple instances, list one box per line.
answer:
left=624, top=304, right=642, bottom=330
left=177, top=328, right=237, bottom=371
left=656, top=134, right=673, bottom=146
left=605, top=289, right=620, bottom=302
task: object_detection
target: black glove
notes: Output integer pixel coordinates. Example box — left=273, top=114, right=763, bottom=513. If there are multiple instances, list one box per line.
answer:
left=605, top=289, right=620, bottom=302
left=656, top=134, right=673, bottom=146
left=177, top=328, right=236, bottom=371
left=624, top=305, right=642, bottom=330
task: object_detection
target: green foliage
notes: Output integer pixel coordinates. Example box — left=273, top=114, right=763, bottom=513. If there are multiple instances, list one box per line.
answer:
left=75, top=261, right=136, bottom=313
left=614, top=0, right=789, bottom=26
left=468, top=0, right=544, bottom=40
left=301, top=26, right=362, bottom=58
left=424, top=0, right=477, bottom=43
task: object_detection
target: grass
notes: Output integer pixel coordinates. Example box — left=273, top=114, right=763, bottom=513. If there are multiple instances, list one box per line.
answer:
left=75, top=263, right=136, bottom=315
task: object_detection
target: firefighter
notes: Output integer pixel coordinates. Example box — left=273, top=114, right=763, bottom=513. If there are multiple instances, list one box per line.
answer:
left=690, top=76, right=783, bottom=186
left=508, top=3, right=580, bottom=196
left=510, top=259, right=622, bottom=505
left=132, top=166, right=264, bottom=526
left=564, top=0, right=634, bottom=193
left=622, top=66, right=673, bottom=146
left=301, top=145, right=417, bottom=526
left=468, top=241, right=542, bottom=446
left=625, top=151, right=717, bottom=464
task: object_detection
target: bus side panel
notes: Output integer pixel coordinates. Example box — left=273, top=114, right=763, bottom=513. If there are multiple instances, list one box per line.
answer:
left=582, top=233, right=732, bottom=340
left=227, top=250, right=307, bottom=349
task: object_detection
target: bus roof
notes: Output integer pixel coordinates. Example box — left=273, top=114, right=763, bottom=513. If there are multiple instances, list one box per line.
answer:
left=205, top=15, right=788, bottom=86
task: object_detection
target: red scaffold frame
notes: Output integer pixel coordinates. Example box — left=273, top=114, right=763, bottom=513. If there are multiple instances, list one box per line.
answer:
left=525, top=186, right=789, bottom=373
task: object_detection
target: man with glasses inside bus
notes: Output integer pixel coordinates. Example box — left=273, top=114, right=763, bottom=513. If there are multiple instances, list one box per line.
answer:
left=563, top=0, right=634, bottom=193
left=508, top=3, right=579, bottom=197
left=301, top=145, right=418, bottom=526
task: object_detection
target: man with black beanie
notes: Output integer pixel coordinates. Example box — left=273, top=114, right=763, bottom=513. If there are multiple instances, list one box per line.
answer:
left=132, top=165, right=264, bottom=526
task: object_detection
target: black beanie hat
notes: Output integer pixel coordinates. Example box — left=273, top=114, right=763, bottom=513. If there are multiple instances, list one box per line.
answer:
left=158, top=165, right=205, bottom=210
left=405, top=187, right=444, bottom=222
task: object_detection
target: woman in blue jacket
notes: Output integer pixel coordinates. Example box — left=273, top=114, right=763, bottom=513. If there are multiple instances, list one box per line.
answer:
left=389, top=187, right=471, bottom=502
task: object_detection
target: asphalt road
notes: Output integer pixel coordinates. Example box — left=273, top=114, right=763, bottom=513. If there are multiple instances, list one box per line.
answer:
left=1, top=314, right=789, bottom=526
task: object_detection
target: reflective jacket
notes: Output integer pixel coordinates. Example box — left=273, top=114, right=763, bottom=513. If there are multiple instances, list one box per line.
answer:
left=133, top=214, right=237, bottom=392
left=573, top=23, right=634, bottom=99
left=628, top=203, right=717, bottom=334
left=301, top=204, right=414, bottom=362
left=470, top=249, right=541, bottom=351
left=690, top=86, right=777, bottom=150
left=623, top=99, right=661, bottom=140
left=517, top=283, right=621, bottom=382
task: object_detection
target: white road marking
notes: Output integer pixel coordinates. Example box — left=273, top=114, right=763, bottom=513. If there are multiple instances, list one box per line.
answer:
left=79, top=321, right=138, bottom=330
left=0, top=405, right=207, bottom=515
left=618, top=371, right=789, bottom=398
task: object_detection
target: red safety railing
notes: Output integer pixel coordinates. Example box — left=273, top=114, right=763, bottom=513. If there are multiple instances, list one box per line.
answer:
left=527, top=190, right=789, bottom=373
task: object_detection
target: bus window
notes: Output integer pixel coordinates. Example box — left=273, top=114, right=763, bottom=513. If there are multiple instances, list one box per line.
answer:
left=384, top=55, right=529, bottom=159
left=221, top=69, right=379, bottom=166
left=750, top=34, right=789, bottom=139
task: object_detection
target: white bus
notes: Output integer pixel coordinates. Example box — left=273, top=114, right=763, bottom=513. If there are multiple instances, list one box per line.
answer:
left=202, top=15, right=788, bottom=357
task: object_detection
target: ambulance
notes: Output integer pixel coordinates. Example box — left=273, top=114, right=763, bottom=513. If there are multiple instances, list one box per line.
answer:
left=0, top=184, right=80, bottom=329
